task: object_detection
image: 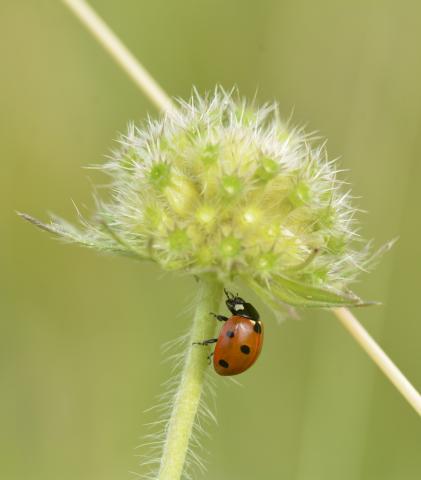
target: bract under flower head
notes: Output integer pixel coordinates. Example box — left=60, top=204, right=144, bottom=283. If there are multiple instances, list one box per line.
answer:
left=22, top=87, right=381, bottom=309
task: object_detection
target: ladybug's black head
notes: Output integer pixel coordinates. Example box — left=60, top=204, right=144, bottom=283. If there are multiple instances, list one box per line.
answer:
left=224, top=289, right=260, bottom=321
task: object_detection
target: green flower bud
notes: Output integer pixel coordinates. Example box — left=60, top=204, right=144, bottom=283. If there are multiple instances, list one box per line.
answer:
left=221, top=175, right=243, bottom=197
left=21, top=87, right=386, bottom=310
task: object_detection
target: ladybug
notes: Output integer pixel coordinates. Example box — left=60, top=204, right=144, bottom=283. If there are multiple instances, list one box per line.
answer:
left=194, top=289, right=264, bottom=376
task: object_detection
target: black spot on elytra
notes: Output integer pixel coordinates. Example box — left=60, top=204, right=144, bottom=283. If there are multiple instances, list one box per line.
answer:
left=226, top=330, right=234, bottom=338
left=253, top=321, right=262, bottom=334
left=218, top=359, right=229, bottom=368
left=240, top=345, right=250, bottom=354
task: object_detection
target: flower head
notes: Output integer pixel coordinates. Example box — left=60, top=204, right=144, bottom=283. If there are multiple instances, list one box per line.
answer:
left=21, top=88, right=384, bottom=309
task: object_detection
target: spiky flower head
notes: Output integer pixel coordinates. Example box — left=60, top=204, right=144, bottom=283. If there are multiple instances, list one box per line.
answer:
left=22, top=88, right=380, bottom=310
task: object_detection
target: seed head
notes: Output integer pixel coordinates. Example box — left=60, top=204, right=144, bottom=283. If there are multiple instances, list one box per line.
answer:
left=21, top=88, right=390, bottom=310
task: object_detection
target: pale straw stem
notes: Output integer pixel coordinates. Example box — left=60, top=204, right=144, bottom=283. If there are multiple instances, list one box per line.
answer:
left=333, top=308, right=421, bottom=416
left=62, top=0, right=176, bottom=115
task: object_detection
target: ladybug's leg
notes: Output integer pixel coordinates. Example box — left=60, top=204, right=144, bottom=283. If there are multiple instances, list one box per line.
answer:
left=193, top=339, right=217, bottom=365
left=210, top=312, right=228, bottom=322
left=207, top=351, right=214, bottom=365
left=193, top=338, right=217, bottom=346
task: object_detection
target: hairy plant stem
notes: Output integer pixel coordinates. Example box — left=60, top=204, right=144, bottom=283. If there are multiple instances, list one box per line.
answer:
left=157, top=275, right=222, bottom=480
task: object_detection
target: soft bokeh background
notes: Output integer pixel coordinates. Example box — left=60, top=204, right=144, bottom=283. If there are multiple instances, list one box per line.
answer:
left=1, top=1, right=420, bottom=479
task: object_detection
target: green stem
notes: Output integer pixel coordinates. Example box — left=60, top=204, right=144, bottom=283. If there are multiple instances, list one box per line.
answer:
left=157, top=274, right=222, bottom=480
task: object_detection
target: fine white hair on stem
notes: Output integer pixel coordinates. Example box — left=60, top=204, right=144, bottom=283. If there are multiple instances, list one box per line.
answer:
left=134, top=333, right=217, bottom=479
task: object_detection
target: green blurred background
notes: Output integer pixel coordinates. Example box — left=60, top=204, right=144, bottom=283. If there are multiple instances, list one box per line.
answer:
left=1, top=1, right=420, bottom=479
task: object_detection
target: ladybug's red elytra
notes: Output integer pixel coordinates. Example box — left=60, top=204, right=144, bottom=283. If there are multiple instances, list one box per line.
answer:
left=194, top=289, right=264, bottom=376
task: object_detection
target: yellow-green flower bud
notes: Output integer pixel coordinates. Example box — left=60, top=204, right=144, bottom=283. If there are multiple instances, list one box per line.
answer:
left=21, top=87, right=386, bottom=310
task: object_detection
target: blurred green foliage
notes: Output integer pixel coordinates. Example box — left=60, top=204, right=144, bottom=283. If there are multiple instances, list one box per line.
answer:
left=1, top=1, right=420, bottom=479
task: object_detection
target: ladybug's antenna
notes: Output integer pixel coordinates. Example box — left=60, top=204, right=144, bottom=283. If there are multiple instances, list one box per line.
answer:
left=224, top=288, right=234, bottom=299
